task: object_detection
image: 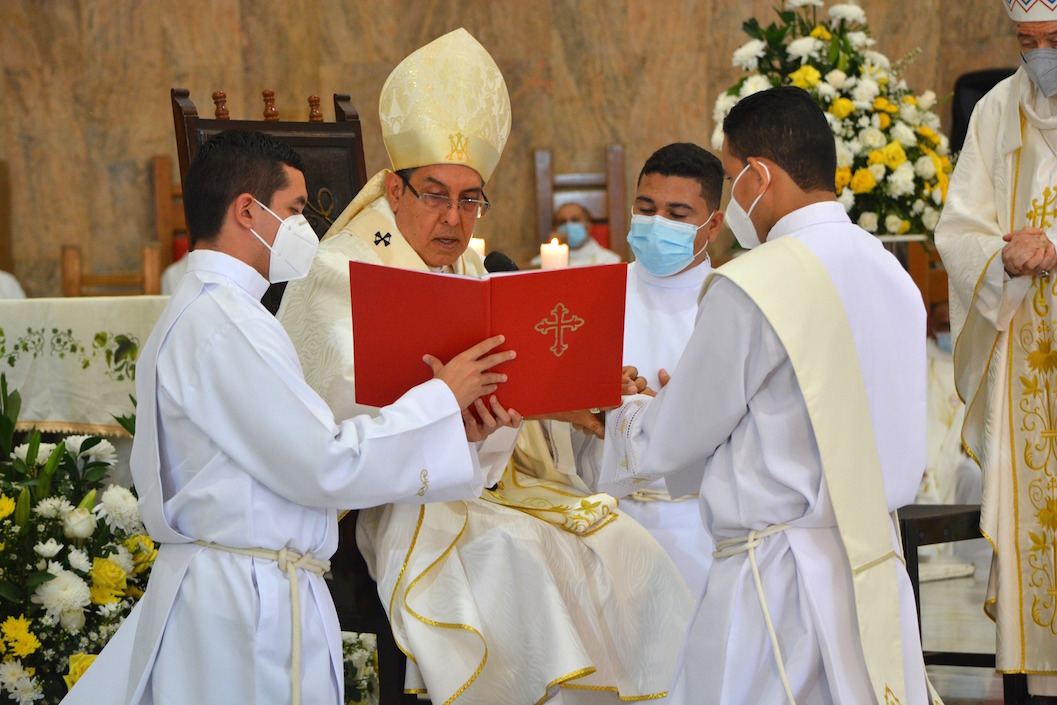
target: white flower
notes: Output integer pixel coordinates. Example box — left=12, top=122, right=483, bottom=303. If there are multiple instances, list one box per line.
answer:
left=936, top=134, right=950, bottom=155
left=786, top=0, right=823, bottom=7
left=815, top=82, right=837, bottom=101
left=62, top=508, right=97, bottom=539
left=787, top=37, right=823, bottom=65
left=922, top=206, right=941, bottom=230
left=885, top=214, right=905, bottom=233
left=891, top=121, right=918, bottom=148
left=846, top=31, right=874, bottom=50
left=932, top=187, right=944, bottom=205
left=740, top=74, right=772, bottom=98
left=852, top=78, right=880, bottom=106
left=862, top=50, right=891, bottom=71
left=711, top=123, right=724, bottom=151
left=34, top=497, right=74, bottom=519
left=913, top=199, right=926, bottom=214
left=858, top=212, right=879, bottom=233
left=918, top=90, right=937, bottom=111
left=828, top=3, right=867, bottom=23
left=68, top=548, right=92, bottom=573
left=868, top=163, right=888, bottom=181
left=835, top=140, right=856, bottom=168
left=859, top=127, right=886, bottom=150
left=826, top=69, right=849, bottom=89
left=732, top=39, right=767, bottom=71
left=898, top=102, right=921, bottom=126
left=713, top=93, right=739, bottom=124
left=33, top=538, right=62, bottom=558
left=95, top=484, right=143, bottom=534
left=888, top=163, right=917, bottom=197
left=65, top=435, right=117, bottom=468
left=31, top=567, right=91, bottom=619
left=0, top=659, right=27, bottom=689
left=109, top=545, right=135, bottom=576
left=60, top=608, right=86, bottom=633
left=10, top=675, right=42, bottom=705
left=837, top=187, right=856, bottom=212
left=11, top=443, right=57, bottom=467
left=914, top=155, right=937, bottom=180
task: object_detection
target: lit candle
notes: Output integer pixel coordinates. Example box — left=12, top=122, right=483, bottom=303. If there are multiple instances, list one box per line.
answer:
left=540, top=237, right=569, bottom=270
left=469, top=237, right=486, bottom=258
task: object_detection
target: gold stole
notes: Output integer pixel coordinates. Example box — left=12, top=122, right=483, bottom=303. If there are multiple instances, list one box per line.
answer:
left=710, top=236, right=908, bottom=704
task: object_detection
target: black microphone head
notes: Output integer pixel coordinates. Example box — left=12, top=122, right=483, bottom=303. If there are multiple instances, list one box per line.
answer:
left=484, top=251, right=519, bottom=273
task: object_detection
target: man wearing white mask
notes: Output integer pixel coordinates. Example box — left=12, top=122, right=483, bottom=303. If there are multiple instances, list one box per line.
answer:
left=279, top=29, right=693, bottom=705
left=936, top=0, right=1057, bottom=693
left=574, top=142, right=722, bottom=597
left=597, top=87, right=930, bottom=704
left=531, top=202, right=622, bottom=267
left=62, top=129, right=516, bottom=705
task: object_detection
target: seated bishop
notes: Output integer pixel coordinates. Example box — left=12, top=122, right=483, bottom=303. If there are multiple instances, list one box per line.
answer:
left=277, top=28, right=694, bottom=705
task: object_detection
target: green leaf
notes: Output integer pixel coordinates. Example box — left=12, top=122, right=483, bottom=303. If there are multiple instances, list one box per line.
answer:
left=0, top=581, right=21, bottom=603
left=25, top=571, right=56, bottom=590
left=78, top=436, right=102, bottom=455
left=84, top=467, right=109, bottom=484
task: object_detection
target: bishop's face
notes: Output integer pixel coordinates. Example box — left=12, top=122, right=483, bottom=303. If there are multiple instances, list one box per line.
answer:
left=388, top=164, right=486, bottom=268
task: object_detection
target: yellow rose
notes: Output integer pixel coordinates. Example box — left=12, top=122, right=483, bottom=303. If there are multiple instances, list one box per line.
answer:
left=124, top=535, right=158, bottom=575
left=899, top=219, right=911, bottom=234
left=872, top=97, right=898, bottom=114
left=90, top=557, right=127, bottom=595
left=829, top=97, right=855, bottom=120
left=902, top=95, right=918, bottom=106
left=790, top=65, right=822, bottom=89
left=125, top=584, right=144, bottom=600
left=881, top=141, right=907, bottom=170
left=849, top=168, right=877, bottom=194
left=0, top=495, right=14, bottom=521
left=90, top=584, right=120, bottom=606
left=835, top=166, right=852, bottom=191
left=916, top=125, right=941, bottom=146
left=63, top=652, right=98, bottom=691
left=809, top=25, right=832, bottom=41
left=878, top=113, right=891, bottom=130
left=867, top=150, right=885, bottom=166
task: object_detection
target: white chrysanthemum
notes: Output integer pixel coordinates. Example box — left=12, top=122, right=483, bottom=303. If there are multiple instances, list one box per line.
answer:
left=732, top=39, right=767, bottom=71
left=858, top=212, right=879, bottom=233
left=835, top=140, right=856, bottom=168
left=65, top=435, right=117, bottom=468
left=869, top=163, right=887, bottom=181
left=109, top=545, right=135, bottom=576
left=914, top=155, right=937, bottom=180
left=0, top=659, right=27, bottom=688
left=863, top=50, right=891, bottom=71
left=34, top=497, right=74, bottom=519
left=68, top=548, right=92, bottom=573
left=740, top=74, right=772, bottom=98
left=825, top=112, right=842, bottom=135
left=891, top=121, right=918, bottom=148
left=846, top=31, right=874, bottom=50
left=11, top=675, right=42, bottom=705
left=828, top=3, right=867, bottom=23
left=11, top=443, right=57, bottom=467
left=922, top=206, right=941, bottom=230
left=94, top=484, right=143, bottom=534
left=918, top=90, right=937, bottom=111
left=787, top=37, right=823, bottom=65
left=923, top=111, right=942, bottom=131
left=913, top=199, right=926, bottom=215
left=815, top=82, right=837, bottom=101
left=936, top=134, right=949, bottom=155
left=898, top=102, right=921, bottom=126
left=837, top=187, right=855, bottom=212
left=31, top=567, right=91, bottom=619
left=33, top=538, right=62, bottom=558
left=859, top=127, right=886, bottom=150
left=711, top=123, right=725, bottom=151
left=885, top=214, right=905, bottom=234
left=826, top=69, right=849, bottom=89
left=786, top=0, right=823, bottom=7
left=713, top=92, right=740, bottom=123
left=888, top=162, right=917, bottom=198
left=852, top=78, right=880, bottom=106
left=932, top=187, right=944, bottom=205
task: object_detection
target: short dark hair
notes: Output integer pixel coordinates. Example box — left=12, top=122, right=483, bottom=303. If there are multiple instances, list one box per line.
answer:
left=183, top=130, right=305, bottom=248
left=637, top=143, right=724, bottom=211
left=722, top=86, right=836, bottom=194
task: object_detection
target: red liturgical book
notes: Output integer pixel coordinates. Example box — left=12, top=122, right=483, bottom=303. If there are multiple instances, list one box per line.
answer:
left=349, top=261, right=627, bottom=416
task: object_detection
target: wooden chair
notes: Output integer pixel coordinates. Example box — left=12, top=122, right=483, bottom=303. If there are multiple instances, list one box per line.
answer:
left=535, top=145, right=627, bottom=258
left=171, top=88, right=368, bottom=314
left=61, top=243, right=162, bottom=296
left=0, top=160, right=12, bottom=275
left=169, top=88, right=413, bottom=702
left=152, top=155, right=188, bottom=272
left=905, top=240, right=948, bottom=329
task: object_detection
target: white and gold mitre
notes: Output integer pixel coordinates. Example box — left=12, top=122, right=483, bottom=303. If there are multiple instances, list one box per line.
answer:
left=1005, top=0, right=1057, bottom=21
left=379, top=28, right=511, bottom=183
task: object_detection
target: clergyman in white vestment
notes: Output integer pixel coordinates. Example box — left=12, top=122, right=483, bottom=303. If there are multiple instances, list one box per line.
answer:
left=278, top=28, right=694, bottom=705
left=530, top=202, right=623, bottom=268
left=934, top=1, right=1057, bottom=692
left=61, top=130, right=514, bottom=705
left=573, top=142, right=723, bottom=597
left=600, top=87, right=930, bottom=704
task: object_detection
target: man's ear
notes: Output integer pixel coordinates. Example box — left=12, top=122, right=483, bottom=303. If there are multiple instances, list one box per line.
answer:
left=232, top=193, right=257, bottom=230
left=746, top=157, right=773, bottom=190
left=706, top=211, right=725, bottom=242
left=385, top=172, right=404, bottom=213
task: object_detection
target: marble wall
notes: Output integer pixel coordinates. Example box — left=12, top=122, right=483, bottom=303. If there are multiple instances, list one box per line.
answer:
left=0, top=0, right=1014, bottom=296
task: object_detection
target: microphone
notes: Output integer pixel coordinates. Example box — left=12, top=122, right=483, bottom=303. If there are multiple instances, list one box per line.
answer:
left=484, top=251, right=520, bottom=273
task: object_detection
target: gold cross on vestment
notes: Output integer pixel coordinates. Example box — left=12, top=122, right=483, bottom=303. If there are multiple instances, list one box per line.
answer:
left=535, top=303, right=584, bottom=357
left=1026, top=186, right=1057, bottom=230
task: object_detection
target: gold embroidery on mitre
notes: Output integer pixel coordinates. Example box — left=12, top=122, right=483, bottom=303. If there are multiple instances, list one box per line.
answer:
left=535, top=303, right=585, bottom=357
left=417, top=469, right=429, bottom=497
left=884, top=685, right=901, bottom=705
left=446, top=131, right=471, bottom=163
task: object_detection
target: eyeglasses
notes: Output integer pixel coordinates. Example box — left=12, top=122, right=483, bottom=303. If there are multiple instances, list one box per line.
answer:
left=399, top=173, right=491, bottom=219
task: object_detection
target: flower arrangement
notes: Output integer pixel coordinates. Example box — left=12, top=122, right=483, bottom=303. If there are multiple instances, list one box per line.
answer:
left=342, top=631, right=378, bottom=705
left=0, top=374, right=155, bottom=704
left=712, top=0, right=954, bottom=236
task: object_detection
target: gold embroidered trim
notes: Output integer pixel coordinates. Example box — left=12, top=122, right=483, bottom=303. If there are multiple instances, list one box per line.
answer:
left=558, top=681, right=669, bottom=701
left=531, top=667, right=598, bottom=705
left=14, top=420, right=131, bottom=438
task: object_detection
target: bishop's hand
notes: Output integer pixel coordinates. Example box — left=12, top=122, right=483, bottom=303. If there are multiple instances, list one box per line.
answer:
left=1002, top=228, right=1057, bottom=278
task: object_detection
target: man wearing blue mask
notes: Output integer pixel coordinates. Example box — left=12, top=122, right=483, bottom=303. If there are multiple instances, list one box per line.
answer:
left=530, top=202, right=622, bottom=267
left=936, top=1, right=1057, bottom=693
left=575, top=142, right=723, bottom=598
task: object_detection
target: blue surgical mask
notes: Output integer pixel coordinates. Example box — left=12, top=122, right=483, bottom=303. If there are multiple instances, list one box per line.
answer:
left=934, top=331, right=952, bottom=354
left=627, top=212, right=714, bottom=277
left=557, top=221, right=589, bottom=248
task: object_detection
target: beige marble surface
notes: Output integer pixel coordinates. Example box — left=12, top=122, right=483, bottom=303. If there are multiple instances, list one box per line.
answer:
left=0, top=0, right=1016, bottom=296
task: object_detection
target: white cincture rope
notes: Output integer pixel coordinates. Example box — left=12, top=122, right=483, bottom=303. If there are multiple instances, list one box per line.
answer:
left=713, top=524, right=795, bottom=705
left=193, top=540, right=331, bottom=705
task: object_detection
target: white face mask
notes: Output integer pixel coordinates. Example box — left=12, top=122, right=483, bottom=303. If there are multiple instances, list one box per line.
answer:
left=1023, top=48, right=1057, bottom=98
left=726, top=162, right=770, bottom=250
left=250, top=198, right=319, bottom=283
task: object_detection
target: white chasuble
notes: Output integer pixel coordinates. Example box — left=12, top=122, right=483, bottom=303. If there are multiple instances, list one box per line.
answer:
left=937, top=67, right=1057, bottom=674
left=602, top=203, right=928, bottom=705
left=278, top=175, right=694, bottom=705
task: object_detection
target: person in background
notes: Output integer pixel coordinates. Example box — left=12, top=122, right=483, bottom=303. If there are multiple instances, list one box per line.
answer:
left=531, top=202, right=623, bottom=267
left=0, top=269, right=25, bottom=298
